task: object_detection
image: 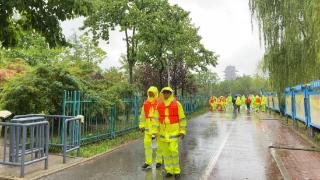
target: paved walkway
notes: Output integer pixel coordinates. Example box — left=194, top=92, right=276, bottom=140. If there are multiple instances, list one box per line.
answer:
left=4, top=110, right=319, bottom=179
left=41, top=111, right=283, bottom=180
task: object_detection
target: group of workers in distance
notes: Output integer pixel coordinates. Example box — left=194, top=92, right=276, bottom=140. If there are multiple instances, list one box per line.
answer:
left=209, top=94, right=267, bottom=113
left=208, top=96, right=227, bottom=111
left=139, top=86, right=186, bottom=178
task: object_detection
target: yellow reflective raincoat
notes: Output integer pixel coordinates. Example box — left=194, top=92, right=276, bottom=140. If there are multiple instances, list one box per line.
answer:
left=156, top=87, right=186, bottom=141
left=156, top=87, right=186, bottom=175
left=139, top=86, right=162, bottom=165
left=139, top=86, right=159, bottom=135
left=236, top=96, right=242, bottom=106
left=209, top=96, right=217, bottom=111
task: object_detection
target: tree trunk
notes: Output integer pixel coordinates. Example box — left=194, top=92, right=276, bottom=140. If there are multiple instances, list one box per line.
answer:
left=159, top=55, right=165, bottom=89
left=125, top=27, right=134, bottom=84
left=129, top=62, right=133, bottom=84
left=182, top=88, right=184, bottom=96
left=173, top=61, right=177, bottom=95
left=181, top=82, right=184, bottom=96
left=159, top=69, right=163, bottom=89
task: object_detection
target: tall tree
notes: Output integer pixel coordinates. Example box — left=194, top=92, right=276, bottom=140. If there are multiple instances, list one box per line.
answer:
left=2, top=31, right=62, bottom=65
left=55, top=34, right=106, bottom=79
left=195, top=71, right=219, bottom=96
left=83, top=0, right=157, bottom=83
left=0, top=0, right=92, bottom=48
left=84, top=0, right=217, bottom=86
left=249, top=0, right=320, bottom=93
left=135, top=63, right=198, bottom=96
left=138, top=4, right=218, bottom=88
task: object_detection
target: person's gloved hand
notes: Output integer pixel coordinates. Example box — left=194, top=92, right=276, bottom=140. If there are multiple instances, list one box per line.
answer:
left=152, top=134, right=156, bottom=140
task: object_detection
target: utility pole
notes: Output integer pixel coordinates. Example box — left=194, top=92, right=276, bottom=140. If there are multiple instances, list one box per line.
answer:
left=167, top=52, right=172, bottom=87
left=167, top=59, right=170, bottom=87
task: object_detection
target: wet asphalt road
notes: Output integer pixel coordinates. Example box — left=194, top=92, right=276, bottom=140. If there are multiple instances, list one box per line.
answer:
left=42, top=111, right=282, bottom=180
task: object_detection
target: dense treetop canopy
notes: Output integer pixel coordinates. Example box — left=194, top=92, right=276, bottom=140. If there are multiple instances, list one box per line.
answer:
left=0, top=0, right=92, bottom=48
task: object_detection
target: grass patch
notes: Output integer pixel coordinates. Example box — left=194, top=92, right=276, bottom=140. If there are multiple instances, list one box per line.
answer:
left=73, top=107, right=208, bottom=158
left=313, top=129, right=320, bottom=144
left=72, top=131, right=143, bottom=158
left=279, top=116, right=320, bottom=148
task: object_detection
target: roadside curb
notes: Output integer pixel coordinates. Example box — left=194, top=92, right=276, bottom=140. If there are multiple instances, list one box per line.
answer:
left=270, top=148, right=291, bottom=180
left=257, top=113, right=290, bottom=180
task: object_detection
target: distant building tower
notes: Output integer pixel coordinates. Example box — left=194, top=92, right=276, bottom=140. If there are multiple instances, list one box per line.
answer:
left=224, top=65, right=237, bottom=80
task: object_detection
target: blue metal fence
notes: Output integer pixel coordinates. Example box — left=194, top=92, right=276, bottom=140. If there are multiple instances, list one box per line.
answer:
left=63, top=91, right=208, bottom=145
left=266, top=80, right=320, bottom=134
left=306, top=81, right=320, bottom=129
left=265, top=92, right=280, bottom=112
left=62, top=91, right=142, bottom=144
left=273, top=93, right=280, bottom=112
left=284, top=87, right=294, bottom=118
left=13, top=115, right=81, bottom=163
left=266, top=93, right=272, bottom=109
left=0, top=121, right=49, bottom=177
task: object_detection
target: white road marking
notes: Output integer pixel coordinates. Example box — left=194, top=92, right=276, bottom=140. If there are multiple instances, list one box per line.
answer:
left=199, top=129, right=232, bottom=180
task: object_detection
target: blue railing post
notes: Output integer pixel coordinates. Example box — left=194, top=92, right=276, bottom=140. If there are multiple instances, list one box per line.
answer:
left=304, top=86, right=310, bottom=128
left=62, top=90, right=67, bottom=116
left=20, top=126, right=26, bottom=177
left=292, top=88, right=296, bottom=122
left=72, top=91, right=77, bottom=116
left=77, top=91, right=81, bottom=115
left=111, top=105, right=116, bottom=139
left=134, top=96, right=139, bottom=128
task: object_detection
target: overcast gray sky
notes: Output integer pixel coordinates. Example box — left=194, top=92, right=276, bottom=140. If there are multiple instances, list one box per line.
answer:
left=61, top=0, right=264, bottom=80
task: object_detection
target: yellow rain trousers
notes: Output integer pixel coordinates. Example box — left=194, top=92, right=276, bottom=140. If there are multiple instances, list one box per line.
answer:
left=139, top=86, right=162, bottom=165
left=156, top=87, right=186, bottom=174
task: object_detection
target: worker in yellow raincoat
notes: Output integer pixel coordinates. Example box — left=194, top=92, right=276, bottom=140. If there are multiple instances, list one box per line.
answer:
left=255, top=95, right=261, bottom=112
left=261, top=95, right=267, bottom=112
left=235, top=96, right=242, bottom=113
left=209, top=96, right=217, bottom=111
left=155, top=87, right=186, bottom=178
left=139, top=86, right=162, bottom=170
left=227, top=95, right=233, bottom=111
left=222, top=96, right=227, bottom=111
left=250, top=94, right=255, bottom=108
left=241, top=95, right=246, bottom=110
left=217, top=96, right=226, bottom=111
